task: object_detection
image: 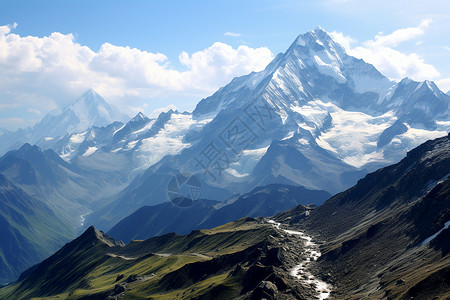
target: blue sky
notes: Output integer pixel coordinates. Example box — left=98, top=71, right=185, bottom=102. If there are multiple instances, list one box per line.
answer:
left=1, top=0, right=449, bottom=130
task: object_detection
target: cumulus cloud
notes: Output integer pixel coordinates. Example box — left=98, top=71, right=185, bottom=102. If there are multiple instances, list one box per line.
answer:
left=0, top=24, right=273, bottom=130
left=150, top=104, right=178, bottom=117
left=178, top=42, right=273, bottom=91
left=330, top=31, right=357, bottom=51
left=333, top=19, right=441, bottom=82
left=436, top=78, right=450, bottom=93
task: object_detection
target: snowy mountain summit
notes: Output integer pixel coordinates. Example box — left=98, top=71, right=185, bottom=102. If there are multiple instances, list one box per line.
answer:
left=0, top=89, right=127, bottom=155
left=63, top=89, right=127, bottom=133
left=191, top=27, right=449, bottom=170
left=37, top=88, right=127, bottom=137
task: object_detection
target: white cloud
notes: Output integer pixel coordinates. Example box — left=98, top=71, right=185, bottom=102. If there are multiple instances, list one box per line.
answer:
left=178, top=42, right=273, bottom=91
left=330, top=31, right=357, bottom=51
left=27, top=108, right=41, bottom=115
left=436, top=78, right=450, bottom=93
left=333, top=19, right=441, bottom=82
left=367, top=19, right=431, bottom=48
left=150, top=104, right=178, bottom=117
left=0, top=24, right=273, bottom=130
left=224, top=32, right=241, bottom=37
left=0, top=117, right=26, bottom=128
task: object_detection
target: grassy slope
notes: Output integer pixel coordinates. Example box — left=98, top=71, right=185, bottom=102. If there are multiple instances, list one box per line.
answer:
left=0, top=218, right=276, bottom=300
left=0, top=174, right=75, bottom=285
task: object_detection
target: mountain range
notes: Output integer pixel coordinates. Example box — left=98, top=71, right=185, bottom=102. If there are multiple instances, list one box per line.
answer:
left=107, top=184, right=331, bottom=243
left=84, top=27, right=448, bottom=230
left=0, top=26, right=449, bottom=288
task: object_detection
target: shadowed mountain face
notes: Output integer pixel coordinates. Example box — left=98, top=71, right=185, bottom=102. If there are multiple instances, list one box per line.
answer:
left=0, top=174, right=73, bottom=285
left=107, top=184, right=331, bottom=243
left=275, top=133, right=450, bottom=299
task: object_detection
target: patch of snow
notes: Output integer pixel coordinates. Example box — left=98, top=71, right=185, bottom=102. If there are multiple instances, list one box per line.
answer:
left=133, top=119, right=156, bottom=135
left=291, top=102, right=330, bottom=129
left=229, top=146, right=270, bottom=176
left=124, top=140, right=138, bottom=150
left=296, top=36, right=306, bottom=46
left=421, top=221, right=450, bottom=246
left=242, top=146, right=269, bottom=157
left=82, top=146, right=98, bottom=157
left=311, top=100, right=396, bottom=167
left=225, top=168, right=249, bottom=178
left=136, top=113, right=195, bottom=169
left=394, top=126, right=448, bottom=153
left=313, top=55, right=346, bottom=84
left=60, top=150, right=75, bottom=161
left=298, top=138, right=309, bottom=145
left=113, top=124, right=126, bottom=135
left=69, top=132, right=87, bottom=143
left=282, top=131, right=295, bottom=140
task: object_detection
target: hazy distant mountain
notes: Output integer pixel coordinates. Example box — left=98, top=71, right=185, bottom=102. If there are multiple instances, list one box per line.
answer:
left=0, top=89, right=127, bottom=155
left=0, top=174, right=73, bottom=285
left=0, top=144, right=127, bottom=227
left=0, top=127, right=9, bottom=136
left=107, top=184, right=331, bottom=243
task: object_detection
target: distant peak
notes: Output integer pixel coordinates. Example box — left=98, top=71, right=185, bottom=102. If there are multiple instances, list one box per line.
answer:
left=136, top=111, right=146, bottom=119
left=18, top=143, right=41, bottom=153
left=84, top=88, right=98, bottom=96
left=79, top=226, right=124, bottom=247
left=130, top=111, right=149, bottom=122
left=291, top=26, right=343, bottom=53
left=313, top=26, right=328, bottom=34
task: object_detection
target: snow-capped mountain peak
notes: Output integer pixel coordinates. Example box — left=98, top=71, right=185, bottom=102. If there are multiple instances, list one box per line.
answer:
left=0, top=90, right=129, bottom=156
left=64, top=89, right=127, bottom=133
left=387, top=78, right=449, bottom=125
left=130, top=112, right=149, bottom=122
left=193, top=26, right=394, bottom=119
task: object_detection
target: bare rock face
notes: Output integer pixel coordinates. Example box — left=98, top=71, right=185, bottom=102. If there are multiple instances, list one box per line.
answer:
left=250, top=281, right=278, bottom=300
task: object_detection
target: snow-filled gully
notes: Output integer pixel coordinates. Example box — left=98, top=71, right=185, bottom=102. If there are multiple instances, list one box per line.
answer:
left=267, top=220, right=332, bottom=300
